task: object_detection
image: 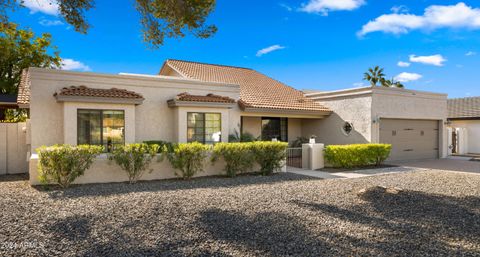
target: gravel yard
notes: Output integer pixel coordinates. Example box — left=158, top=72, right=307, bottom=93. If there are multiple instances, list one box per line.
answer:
left=1, top=170, right=479, bottom=257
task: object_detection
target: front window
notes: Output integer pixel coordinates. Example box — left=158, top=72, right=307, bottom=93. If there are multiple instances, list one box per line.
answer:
left=77, top=109, right=125, bottom=152
left=261, top=117, right=288, bottom=141
left=187, top=112, right=221, bottom=144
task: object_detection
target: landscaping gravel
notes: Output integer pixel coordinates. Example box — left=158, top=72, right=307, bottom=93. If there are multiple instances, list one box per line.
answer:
left=0, top=170, right=479, bottom=257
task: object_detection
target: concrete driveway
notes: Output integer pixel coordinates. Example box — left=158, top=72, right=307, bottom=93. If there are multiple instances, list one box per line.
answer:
left=288, top=157, right=480, bottom=179
left=387, top=157, right=480, bottom=174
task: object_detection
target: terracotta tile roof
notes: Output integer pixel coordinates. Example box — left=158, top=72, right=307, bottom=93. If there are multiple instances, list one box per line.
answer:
left=17, top=69, right=31, bottom=107
left=171, top=92, right=236, bottom=103
left=448, top=96, right=480, bottom=119
left=160, top=59, right=331, bottom=112
left=54, top=86, right=144, bottom=99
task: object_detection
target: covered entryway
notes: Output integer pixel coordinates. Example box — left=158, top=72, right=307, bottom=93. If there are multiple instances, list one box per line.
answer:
left=380, top=119, right=439, bottom=161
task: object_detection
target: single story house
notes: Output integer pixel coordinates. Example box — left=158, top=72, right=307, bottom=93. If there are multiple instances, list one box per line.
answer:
left=447, top=96, right=480, bottom=155
left=16, top=59, right=449, bottom=183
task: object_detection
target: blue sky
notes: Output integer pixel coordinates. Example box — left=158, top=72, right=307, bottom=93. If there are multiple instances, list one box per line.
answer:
left=7, top=0, right=480, bottom=97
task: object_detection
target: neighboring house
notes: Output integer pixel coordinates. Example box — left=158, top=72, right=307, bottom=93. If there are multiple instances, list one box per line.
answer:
left=447, top=96, right=480, bottom=155
left=17, top=59, right=448, bottom=170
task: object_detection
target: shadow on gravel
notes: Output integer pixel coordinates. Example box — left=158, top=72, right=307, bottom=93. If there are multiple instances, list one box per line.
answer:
left=0, top=173, right=28, bottom=182
left=197, top=208, right=344, bottom=256
left=47, top=215, right=93, bottom=241
left=42, top=173, right=316, bottom=199
left=293, top=187, right=480, bottom=256
left=41, top=173, right=318, bottom=198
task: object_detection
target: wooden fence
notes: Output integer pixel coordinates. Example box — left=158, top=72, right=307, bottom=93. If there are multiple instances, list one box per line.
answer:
left=0, top=122, right=29, bottom=175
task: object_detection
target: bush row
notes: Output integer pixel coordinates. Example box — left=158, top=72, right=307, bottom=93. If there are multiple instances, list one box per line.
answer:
left=36, top=141, right=289, bottom=188
left=324, top=143, right=392, bottom=168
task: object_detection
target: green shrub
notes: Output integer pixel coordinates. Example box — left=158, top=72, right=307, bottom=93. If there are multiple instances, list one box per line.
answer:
left=251, top=141, right=288, bottom=175
left=37, top=144, right=103, bottom=188
left=324, top=144, right=392, bottom=168
left=109, top=143, right=160, bottom=183
left=167, top=142, right=210, bottom=179
left=211, top=142, right=255, bottom=177
left=228, top=129, right=258, bottom=142
left=143, top=140, right=176, bottom=153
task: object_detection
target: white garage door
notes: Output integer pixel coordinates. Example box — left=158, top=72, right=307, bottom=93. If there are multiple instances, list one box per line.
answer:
left=380, top=119, right=439, bottom=161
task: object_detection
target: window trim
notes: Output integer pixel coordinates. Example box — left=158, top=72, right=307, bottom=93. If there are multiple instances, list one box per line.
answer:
left=77, top=109, right=125, bottom=150
left=187, top=112, right=222, bottom=144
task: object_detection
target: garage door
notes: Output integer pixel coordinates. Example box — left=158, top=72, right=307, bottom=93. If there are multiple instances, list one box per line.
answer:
left=380, top=119, right=439, bottom=161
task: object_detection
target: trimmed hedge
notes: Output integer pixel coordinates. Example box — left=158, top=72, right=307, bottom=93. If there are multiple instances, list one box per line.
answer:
left=37, top=144, right=103, bottom=188
left=109, top=143, right=160, bottom=183
left=251, top=141, right=289, bottom=175
left=143, top=140, right=176, bottom=153
left=167, top=142, right=211, bottom=179
left=211, top=142, right=254, bottom=177
left=324, top=144, right=392, bottom=168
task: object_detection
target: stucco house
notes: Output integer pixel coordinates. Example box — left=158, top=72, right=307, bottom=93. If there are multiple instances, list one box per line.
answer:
left=16, top=59, right=449, bottom=183
left=447, top=96, right=480, bottom=155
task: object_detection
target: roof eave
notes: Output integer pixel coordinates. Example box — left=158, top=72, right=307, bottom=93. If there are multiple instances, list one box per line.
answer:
left=55, top=95, right=144, bottom=105
left=167, top=100, right=236, bottom=109
left=241, top=106, right=332, bottom=118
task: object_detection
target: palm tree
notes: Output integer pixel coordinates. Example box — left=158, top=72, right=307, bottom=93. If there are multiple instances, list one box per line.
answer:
left=363, top=66, right=385, bottom=87
left=381, top=77, right=404, bottom=88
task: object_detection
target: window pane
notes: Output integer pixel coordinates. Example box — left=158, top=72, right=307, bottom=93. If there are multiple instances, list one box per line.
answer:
left=77, top=110, right=125, bottom=152
left=77, top=110, right=101, bottom=145
left=187, top=112, right=221, bottom=144
left=261, top=117, right=288, bottom=142
left=103, top=110, right=124, bottom=152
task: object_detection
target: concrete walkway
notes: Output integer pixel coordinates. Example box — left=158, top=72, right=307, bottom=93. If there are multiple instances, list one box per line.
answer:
left=287, top=166, right=421, bottom=179
left=288, top=157, right=480, bottom=179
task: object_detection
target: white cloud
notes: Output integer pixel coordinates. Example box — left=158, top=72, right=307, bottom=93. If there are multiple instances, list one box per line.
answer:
left=256, top=45, right=285, bottom=57
left=39, top=18, right=63, bottom=26
left=409, top=54, right=446, bottom=66
left=358, top=2, right=480, bottom=36
left=22, top=0, right=59, bottom=16
left=61, top=58, right=91, bottom=71
left=299, top=0, right=365, bottom=15
left=279, top=3, right=293, bottom=11
left=397, top=61, right=411, bottom=67
left=394, top=72, right=422, bottom=82
left=466, top=51, right=477, bottom=56
left=391, top=5, right=409, bottom=14
left=353, top=82, right=365, bottom=87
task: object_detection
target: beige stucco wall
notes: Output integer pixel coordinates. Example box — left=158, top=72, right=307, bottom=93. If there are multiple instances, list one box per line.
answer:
left=370, top=87, right=448, bottom=157
left=63, top=102, right=136, bottom=145
left=29, top=153, right=277, bottom=185
left=302, top=94, right=372, bottom=145
left=242, top=117, right=261, bottom=138
left=288, top=118, right=302, bottom=143
left=305, top=87, right=448, bottom=158
left=28, top=68, right=241, bottom=152
left=449, top=120, right=480, bottom=154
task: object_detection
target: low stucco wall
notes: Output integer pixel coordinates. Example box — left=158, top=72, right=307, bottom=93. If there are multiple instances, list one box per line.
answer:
left=29, top=154, right=280, bottom=185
